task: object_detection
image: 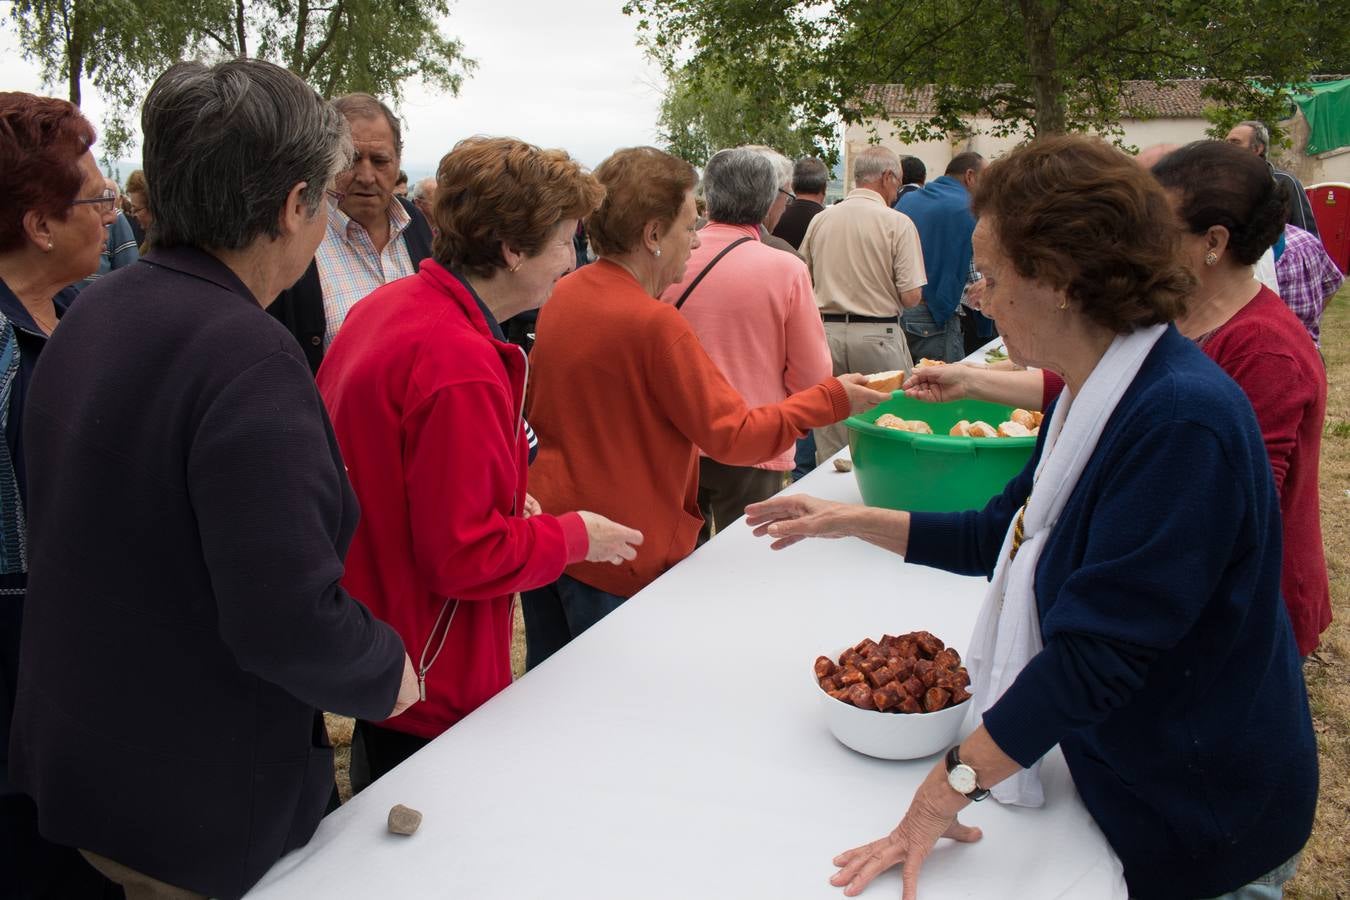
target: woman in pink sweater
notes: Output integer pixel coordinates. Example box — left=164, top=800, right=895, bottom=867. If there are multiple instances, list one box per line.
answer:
left=660, top=147, right=832, bottom=541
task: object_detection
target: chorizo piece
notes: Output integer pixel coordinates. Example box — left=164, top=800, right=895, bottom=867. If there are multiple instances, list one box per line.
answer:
left=837, top=666, right=865, bottom=687
left=897, top=694, right=923, bottom=714
left=872, top=683, right=903, bottom=712
left=923, top=687, right=953, bottom=712
left=839, top=648, right=864, bottom=669
left=847, top=683, right=876, bottom=710
left=914, top=631, right=945, bottom=659
left=859, top=656, right=888, bottom=674
left=933, top=647, right=961, bottom=669
left=865, top=665, right=898, bottom=689
left=814, top=656, right=839, bottom=679
left=901, top=676, right=925, bottom=698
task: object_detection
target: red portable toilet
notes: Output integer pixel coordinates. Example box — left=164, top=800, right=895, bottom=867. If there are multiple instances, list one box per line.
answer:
left=1307, top=182, right=1350, bottom=274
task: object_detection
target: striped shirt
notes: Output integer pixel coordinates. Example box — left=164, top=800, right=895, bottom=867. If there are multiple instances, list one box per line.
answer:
left=316, top=200, right=416, bottom=345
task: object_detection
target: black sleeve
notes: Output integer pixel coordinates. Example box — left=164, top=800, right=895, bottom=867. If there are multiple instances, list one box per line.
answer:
left=187, top=350, right=405, bottom=720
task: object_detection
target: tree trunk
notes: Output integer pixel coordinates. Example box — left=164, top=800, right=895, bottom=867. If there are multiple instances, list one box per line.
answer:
left=234, top=0, right=248, bottom=57
left=63, top=0, right=82, bottom=105
left=1018, top=0, right=1066, bottom=134
left=291, top=0, right=309, bottom=72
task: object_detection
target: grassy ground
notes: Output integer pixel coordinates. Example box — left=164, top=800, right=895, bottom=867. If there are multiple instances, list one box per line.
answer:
left=1288, top=284, right=1350, bottom=900
left=326, top=289, right=1350, bottom=894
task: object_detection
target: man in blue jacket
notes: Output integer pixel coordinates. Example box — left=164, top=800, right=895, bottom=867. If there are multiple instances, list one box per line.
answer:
left=898, top=152, right=985, bottom=362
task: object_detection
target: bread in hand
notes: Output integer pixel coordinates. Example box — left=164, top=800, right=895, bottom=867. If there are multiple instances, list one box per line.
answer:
left=866, top=370, right=905, bottom=394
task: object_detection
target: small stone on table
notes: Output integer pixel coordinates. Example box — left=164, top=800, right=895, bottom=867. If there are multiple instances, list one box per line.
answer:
left=833, top=458, right=853, bottom=472
left=388, top=804, right=422, bottom=835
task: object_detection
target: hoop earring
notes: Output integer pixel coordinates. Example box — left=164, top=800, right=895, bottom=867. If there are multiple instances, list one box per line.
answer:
left=1204, top=251, right=1218, bottom=266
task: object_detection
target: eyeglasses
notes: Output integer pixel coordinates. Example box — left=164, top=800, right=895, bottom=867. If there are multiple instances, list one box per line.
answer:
left=325, top=188, right=347, bottom=211
left=778, top=187, right=796, bottom=203
left=70, top=188, right=117, bottom=213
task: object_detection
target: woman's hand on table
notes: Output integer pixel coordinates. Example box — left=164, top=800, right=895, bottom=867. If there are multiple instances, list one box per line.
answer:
left=746, top=496, right=911, bottom=556
left=578, top=511, right=644, bottom=565
left=830, top=761, right=981, bottom=899
left=839, top=374, right=894, bottom=415
left=745, top=495, right=858, bottom=550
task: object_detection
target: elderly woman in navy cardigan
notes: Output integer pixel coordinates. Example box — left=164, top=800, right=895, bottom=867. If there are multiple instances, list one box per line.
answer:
left=8, top=60, right=419, bottom=899
left=747, top=136, right=1315, bottom=900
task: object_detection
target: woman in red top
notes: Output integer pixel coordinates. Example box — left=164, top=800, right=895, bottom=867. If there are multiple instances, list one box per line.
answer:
left=522, top=147, right=888, bottom=669
left=908, top=141, right=1330, bottom=657
left=317, top=137, right=643, bottom=790
left=1153, top=141, right=1329, bottom=657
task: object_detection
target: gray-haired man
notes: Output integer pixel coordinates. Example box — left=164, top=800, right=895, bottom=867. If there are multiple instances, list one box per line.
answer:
left=1225, top=120, right=1319, bottom=236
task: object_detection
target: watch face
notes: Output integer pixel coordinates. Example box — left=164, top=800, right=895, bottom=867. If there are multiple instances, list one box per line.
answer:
left=948, top=763, right=978, bottom=795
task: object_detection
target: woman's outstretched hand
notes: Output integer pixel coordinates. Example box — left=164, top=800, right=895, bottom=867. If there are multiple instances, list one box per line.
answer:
left=744, top=495, right=858, bottom=550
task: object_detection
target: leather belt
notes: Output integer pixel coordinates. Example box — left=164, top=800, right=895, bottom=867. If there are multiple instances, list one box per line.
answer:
left=821, top=313, right=898, bottom=324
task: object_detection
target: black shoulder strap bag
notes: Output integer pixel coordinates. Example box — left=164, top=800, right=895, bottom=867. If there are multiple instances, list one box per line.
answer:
left=673, top=236, right=755, bottom=310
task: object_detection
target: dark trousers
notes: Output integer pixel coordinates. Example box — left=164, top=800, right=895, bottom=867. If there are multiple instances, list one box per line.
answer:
left=792, top=434, right=817, bottom=481
left=696, top=457, right=787, bottom=545
left=348, top=721, right=431, bottom=796
left=521, top=574, right=626, bottom=671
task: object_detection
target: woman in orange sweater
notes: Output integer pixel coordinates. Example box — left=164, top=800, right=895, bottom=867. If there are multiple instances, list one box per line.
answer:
left=523, top=147, right=887, bottom=668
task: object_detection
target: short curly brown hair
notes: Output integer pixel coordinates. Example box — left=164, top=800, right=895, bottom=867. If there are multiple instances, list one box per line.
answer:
left=586, top=147, right=697, bottom=256
left=433, top=136, right=604, bottom=279
left=972, top=135, right=1193, bottom=333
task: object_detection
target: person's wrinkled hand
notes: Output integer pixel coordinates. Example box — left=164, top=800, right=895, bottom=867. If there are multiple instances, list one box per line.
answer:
left=578, top=511, right=643, bottom=565
left=902, top=365, right=973, bottom=404
left=829, top=764, right=983, bottom=899
left=388, top=653, right=420, bottom=717
left=838, top=374, right=894, bottom=415
left=744, top=494, right=856, bottom=550
left=522, top=493, right=542, bottom=518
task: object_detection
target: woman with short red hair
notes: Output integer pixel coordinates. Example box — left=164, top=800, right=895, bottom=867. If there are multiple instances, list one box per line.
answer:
left=318, top=137, right=644, bottom=788
left=0, top=91, right=118, bottom=898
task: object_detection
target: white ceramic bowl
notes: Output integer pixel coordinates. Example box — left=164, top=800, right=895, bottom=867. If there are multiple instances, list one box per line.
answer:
left=815, top=647, right=971, bottom=760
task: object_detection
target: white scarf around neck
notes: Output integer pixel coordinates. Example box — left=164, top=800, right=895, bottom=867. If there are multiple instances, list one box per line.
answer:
left=967, top=323, right=1167, bottom=806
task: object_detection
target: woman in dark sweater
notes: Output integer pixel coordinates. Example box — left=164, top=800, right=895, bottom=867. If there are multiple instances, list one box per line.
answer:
left=8, top=60, right=418, bottom=899
left=746, top=136, right=1314, bottom=900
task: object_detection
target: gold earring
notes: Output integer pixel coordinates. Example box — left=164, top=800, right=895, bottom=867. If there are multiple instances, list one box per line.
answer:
left=509, top=262, right=521, bottom=273
left=1204, top=251, right=1218, bottom=266
left=1057, top=298, right=1068, bottom=311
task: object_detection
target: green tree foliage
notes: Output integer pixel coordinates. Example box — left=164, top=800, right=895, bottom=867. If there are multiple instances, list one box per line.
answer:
left=8, top=0, right=204, bottom=162
left=625, top=0, right=1347, bottom=148
left=659, top=63, right=829, bottom=166
left=194, top=0, right=475, bottom=102
left=7, top=0, right=474, bottom=166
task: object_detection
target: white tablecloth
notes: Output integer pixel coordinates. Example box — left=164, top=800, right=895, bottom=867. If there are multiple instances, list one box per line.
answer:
left=249, top=433, right=1125, bottom=898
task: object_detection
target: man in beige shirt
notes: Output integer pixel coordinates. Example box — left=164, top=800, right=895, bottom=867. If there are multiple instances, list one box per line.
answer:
left=800, top=146, right=926, bottom=462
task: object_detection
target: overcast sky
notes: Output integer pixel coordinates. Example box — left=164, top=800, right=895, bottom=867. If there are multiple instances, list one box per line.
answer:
left=0, top=0, right=668, bottom=178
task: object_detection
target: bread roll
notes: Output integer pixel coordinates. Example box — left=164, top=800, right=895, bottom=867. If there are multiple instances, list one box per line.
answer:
left=914, top=358, right=946, bottom=369
left=968, top=421, right=998, bottom=438
left=997, top=421, right=1032, bottom=437
left=949, top=420, right=972, bottom=437
left=876, top=414, right=933, bottom=434
left=865, top=370, right=905, bottom=394
left=1011, top=408, right=1037, bottom=429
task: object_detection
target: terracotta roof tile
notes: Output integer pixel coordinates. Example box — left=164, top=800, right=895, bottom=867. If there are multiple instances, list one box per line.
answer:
left=862, top=80, right=1217, bottom=119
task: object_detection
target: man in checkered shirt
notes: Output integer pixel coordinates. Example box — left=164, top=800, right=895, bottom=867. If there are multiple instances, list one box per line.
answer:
left=1275, top=224, right=1343, bottom=348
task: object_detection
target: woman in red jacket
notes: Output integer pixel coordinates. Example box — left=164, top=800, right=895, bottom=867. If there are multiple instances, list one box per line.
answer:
left=318, top=137, right=643, bottom=790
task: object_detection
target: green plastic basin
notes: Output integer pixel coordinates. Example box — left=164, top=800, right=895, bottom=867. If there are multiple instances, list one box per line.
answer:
left=845, top=394, right=1036, bottom=513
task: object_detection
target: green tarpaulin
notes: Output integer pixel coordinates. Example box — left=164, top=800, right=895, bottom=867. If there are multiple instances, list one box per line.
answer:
left=1290, top=79, right=1350, bottom=156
